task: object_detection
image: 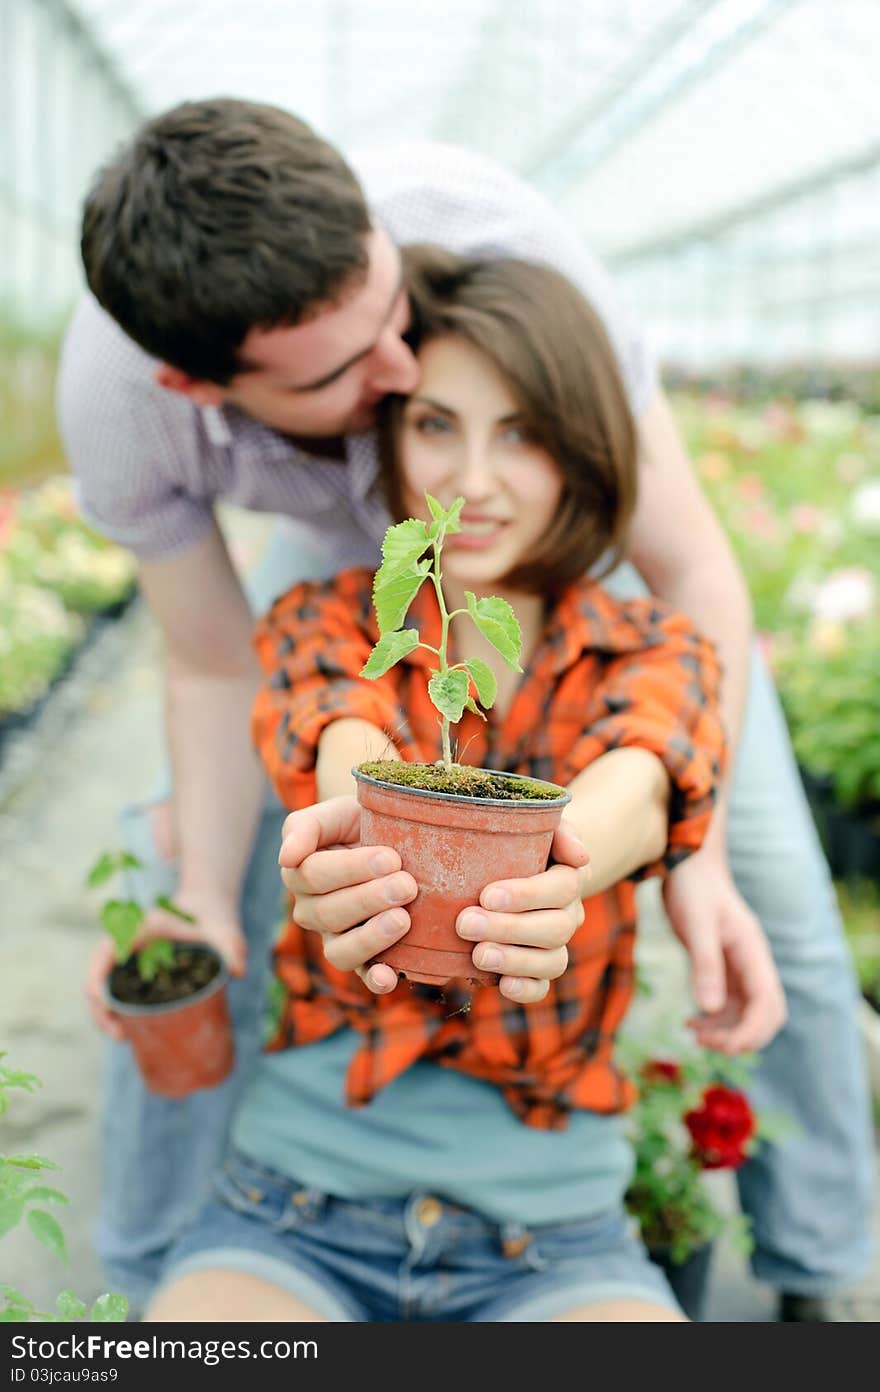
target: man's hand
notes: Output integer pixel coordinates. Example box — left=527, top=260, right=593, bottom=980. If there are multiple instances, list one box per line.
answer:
left=279, top=800, right=589, bottom=1002
left=456, top=819, right=590, bottom=1003
left=663, top=846, right=787, bottom=1053
left=86, top=887, right=245, bottom=1040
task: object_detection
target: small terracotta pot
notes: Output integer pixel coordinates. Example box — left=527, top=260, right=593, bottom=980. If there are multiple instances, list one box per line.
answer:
left=648, top=1241, right=714, bottom=1322
left=354, top=767, right=571, bottom=986
left=104, top=944, right=234, bottom=1098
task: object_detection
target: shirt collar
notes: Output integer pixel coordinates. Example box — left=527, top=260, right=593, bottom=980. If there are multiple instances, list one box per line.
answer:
left=395, top=577, right=653, bottom=680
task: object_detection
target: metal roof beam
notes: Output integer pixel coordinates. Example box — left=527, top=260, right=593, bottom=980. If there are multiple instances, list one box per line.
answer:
left=440, top=0, right=527, bottom=146
left=607, top=139, right=880, bottom=265
left=40, top=0, right=144, bottom=123
left=528, top=0, right=801, bottom=197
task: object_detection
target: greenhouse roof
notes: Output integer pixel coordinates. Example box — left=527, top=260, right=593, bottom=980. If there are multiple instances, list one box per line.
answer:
left=65, top=0, right=880, bottom=258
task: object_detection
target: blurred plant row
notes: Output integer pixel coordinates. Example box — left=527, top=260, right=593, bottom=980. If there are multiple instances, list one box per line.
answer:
left=0, top=478, right=136, bottom=722
left=673, top=389, right=880, bottom=996
left=674, top=391, right=879, bottom=815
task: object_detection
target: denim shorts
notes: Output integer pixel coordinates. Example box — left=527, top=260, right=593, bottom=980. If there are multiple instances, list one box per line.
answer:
left=156, top=1151, right=681, bottom=1321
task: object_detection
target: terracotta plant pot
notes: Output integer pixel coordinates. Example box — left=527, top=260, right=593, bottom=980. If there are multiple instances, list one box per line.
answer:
left=354, top=767, right=571, bottom=986
left=648, top=1241, right=714, bottom=1322
left=104, top=944, right=234, bottom=1098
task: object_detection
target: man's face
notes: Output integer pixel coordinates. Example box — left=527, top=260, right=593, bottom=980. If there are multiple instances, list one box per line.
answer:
left=221, top=227, right=418, bottom=437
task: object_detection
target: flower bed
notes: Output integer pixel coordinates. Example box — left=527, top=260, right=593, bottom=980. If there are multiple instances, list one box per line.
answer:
left=0, top=477, right=137, bottom=731
left=617, top=1031, right=788, bottom=1318
left=673, top=390, right=880, bottom=883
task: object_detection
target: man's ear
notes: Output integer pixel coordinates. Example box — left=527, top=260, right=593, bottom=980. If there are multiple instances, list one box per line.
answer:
left=155, top=362, right=226, bottom=407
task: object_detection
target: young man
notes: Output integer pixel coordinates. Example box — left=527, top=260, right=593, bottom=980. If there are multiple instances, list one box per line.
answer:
left=58, top=98, right=873, bottom=1320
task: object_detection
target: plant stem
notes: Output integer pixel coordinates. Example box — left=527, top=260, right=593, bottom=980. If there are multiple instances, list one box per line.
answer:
left=430, top=528, right=454, bottom=770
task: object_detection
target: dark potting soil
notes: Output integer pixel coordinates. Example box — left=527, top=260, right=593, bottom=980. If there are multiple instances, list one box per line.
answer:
left=357, top=760, right=563, bottom=800
left=109, top=945, right=220, bottom=1007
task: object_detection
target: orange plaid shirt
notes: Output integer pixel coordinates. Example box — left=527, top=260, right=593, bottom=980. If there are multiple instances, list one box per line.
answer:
left=252, top=570, right=725, bottom=1130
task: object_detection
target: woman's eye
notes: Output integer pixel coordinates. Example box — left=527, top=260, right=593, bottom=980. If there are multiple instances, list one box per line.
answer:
left=502, top=425, right=529, bottom=445
left=413, top=415, right=452, bottom=435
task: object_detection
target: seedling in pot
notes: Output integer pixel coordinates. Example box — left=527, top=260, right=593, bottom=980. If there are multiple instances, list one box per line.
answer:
left=354, top=493, right=570, bottom=986
left=84, top=852, right=234, bottom=1098
left=85, top=850, right=192, bottom=985
left=360, top=492, right=524, bottom=774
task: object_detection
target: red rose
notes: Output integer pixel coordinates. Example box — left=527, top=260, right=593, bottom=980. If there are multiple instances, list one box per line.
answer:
left=685, top=1084, right=756, bottom=1170
left=641, top=1059, right=683, bottom=1086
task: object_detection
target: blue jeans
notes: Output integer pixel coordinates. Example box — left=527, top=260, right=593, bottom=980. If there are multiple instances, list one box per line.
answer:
left=98, top=544, right=875, bottom=1309
left=155, top=1150, right=681, bottom=1320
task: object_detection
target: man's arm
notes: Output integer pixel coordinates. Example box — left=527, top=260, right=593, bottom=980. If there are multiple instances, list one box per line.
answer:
left=86, top=521, right=266, bottom=1035
left=627, top=389, right=786, bottom=1050
left=140, top=521, right=267, bottom=942
left=628, top=388, right=753, bottom=823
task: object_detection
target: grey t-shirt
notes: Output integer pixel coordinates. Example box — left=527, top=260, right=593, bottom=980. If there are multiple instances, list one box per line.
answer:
left=233, top=1028, right=633, bottom=1226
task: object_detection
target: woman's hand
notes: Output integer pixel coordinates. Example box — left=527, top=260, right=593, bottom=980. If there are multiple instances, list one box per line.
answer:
left=279, top=796, right=417, bottom=995
left=279, top=799, right=589, bottom=1002
left=456, top=819, right=590, bottom=1003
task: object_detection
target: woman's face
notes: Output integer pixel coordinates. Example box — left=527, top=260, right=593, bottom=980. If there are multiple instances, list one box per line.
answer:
left=398, top=335, right=563, bottom=590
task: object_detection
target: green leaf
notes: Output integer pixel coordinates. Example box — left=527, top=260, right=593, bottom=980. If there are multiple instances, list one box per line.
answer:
left=0, top=1196, right=25, bottom=1239
left=428, top=669, right=470, bottom=723
left=445, top=496, right=464, bottom=532
left=100, top=900, right=144, bottom=962
left=0, top=1285, right=44, bottom=1321
left=465, top=593, right=523, bottom=671
left=90, top=1293, right=129, bottom=1323
left=22, top=1187, right=68, bottom=1206
left=464, top=695, right=486, bottom=721
left=136, top=938, right=177, bottom=984
left=360, top=628, right=420, bottom=680
left=155, top=896, right=196, bottom=924
left=0, top=1068, right=41, bottom=1095
left=378, top=517, right=430, bottom=578
left=86, top=851, right=143, bottom=888
left=55, top=1289, right=87, bottom=1321
left=372, top=557, right=431, bottom=636
left=3, top=1154, right=59, bottom=1172
left=425, top=494, right=464, bottom=533
left=463, top=657, right=497, bottom=711
left=27, top=1208, right=68, bottom=1262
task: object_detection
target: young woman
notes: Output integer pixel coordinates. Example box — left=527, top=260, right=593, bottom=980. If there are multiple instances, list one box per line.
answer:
left=146, top=250, right=726, bottom=1323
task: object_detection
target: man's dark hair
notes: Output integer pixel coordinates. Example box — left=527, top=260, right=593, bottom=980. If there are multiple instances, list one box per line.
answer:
left=81, top=98, right=371, bottom=382
left=380, top=245, right=638, bottom=595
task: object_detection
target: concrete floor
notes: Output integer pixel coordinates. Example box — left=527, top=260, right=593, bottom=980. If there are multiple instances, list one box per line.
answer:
left=1, top=521, right=878, bottom=1322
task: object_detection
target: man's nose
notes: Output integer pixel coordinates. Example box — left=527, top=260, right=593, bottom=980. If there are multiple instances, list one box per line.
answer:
left=369, top=330, right=420, bottom=394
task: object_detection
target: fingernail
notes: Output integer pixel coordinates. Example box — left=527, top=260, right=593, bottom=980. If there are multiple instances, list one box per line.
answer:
left=505, top=978, right=525, bottom=998
left=458, top=910, right=488, bottom=939
left=380, top=909, right=407, bottom=939
left=383, top=875, right=410, bottom=904
left=368, top=967, right=396, bottom=993
left=482, top=888, right=510, bottom=912
left=476, top=945, right=502, bottom=970
left=369, top=850, right=397, bottom=876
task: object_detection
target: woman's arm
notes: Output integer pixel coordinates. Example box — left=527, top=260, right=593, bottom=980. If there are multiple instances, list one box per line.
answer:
left=562, top=748, right=669, bottom=894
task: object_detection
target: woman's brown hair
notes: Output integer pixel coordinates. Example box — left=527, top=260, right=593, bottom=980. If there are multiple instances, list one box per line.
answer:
left=380, top=245, right=638, bottom=594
